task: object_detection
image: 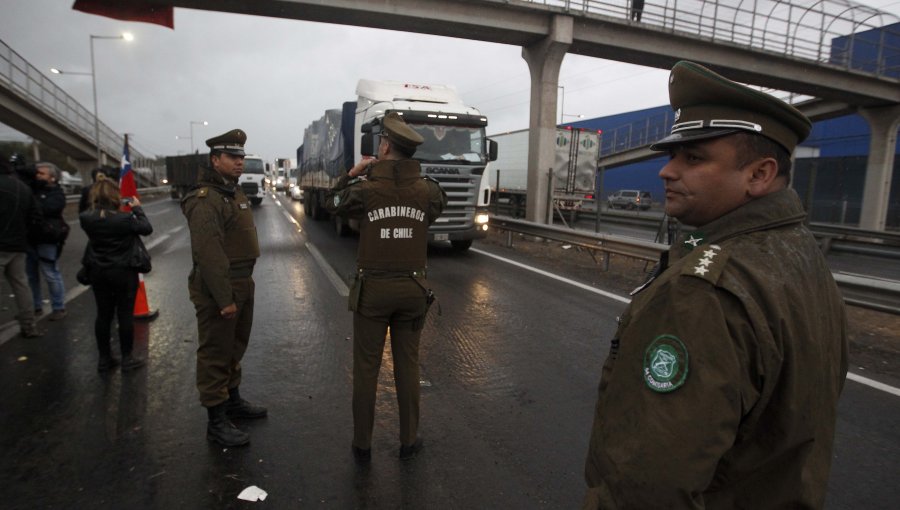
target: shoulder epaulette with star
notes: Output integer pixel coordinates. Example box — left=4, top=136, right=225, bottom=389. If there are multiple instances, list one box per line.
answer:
left=681, top=244, right=729, bottom=284
left=182, top=187, right=209, bottom=202
left=423, top=176, right=441, bottom=186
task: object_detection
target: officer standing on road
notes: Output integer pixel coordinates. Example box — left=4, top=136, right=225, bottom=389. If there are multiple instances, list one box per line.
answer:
left=326, top=112, right=447, bottom=462
left=581, top=61, right=848, bottom=509
left=182, top=129, right=266, bottom=447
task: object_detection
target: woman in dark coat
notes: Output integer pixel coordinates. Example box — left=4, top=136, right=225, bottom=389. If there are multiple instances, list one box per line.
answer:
left=79, top=178, right=153, bottom=372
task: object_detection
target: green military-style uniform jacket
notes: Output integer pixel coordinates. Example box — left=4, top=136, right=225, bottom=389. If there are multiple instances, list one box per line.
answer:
left=181, top=166, right=260, bottom=307
left=325, top=158, right=447, bottom=450
left=583, top=188, right=848, bottom=509
left=326, top=159, right=447, bottom=271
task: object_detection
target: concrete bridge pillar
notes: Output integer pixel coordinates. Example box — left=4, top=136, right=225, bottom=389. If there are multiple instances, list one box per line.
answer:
left=858, top=105, right=900, bottom=231
left=521, top=15, right=572, bottom=224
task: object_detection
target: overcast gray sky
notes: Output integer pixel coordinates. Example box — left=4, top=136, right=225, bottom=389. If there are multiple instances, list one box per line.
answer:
left=1, top=0, right=898, bottom=164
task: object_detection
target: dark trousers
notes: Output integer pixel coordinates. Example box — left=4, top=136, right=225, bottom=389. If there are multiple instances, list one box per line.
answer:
left=91, top=267, right=139, bottom=357
left=189, top=276, right=255, bottom=407
left=352, top=276, right=428, bottom=449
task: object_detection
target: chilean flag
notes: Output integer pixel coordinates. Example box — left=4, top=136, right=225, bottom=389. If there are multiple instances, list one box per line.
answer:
left=120, top=134, right=138, bottom=204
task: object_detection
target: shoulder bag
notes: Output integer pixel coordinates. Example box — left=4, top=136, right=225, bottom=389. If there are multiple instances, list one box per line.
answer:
left=130, top=236, right=152, bottom=273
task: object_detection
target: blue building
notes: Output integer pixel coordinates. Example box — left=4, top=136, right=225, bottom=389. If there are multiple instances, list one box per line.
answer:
left=565, top=105, right=900, bottom=229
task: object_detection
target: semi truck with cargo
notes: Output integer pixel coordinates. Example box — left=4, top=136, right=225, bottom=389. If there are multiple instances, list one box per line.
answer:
left=487, top=127, right=601, bottom=218
left=164, top=153, right=267, bottom=205
left=298, top=79, right=496, bottom=251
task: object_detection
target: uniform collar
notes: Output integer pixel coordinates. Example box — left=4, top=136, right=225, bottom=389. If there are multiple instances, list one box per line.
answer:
left=195, top=165, right=236, bottom=196
left=368, top=159, right=421, bottom=181
left=672, top=188, right=807, bottom=259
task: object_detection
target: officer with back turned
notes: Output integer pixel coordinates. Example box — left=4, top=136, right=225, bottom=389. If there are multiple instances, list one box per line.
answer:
left=326, top=112, right=447, bottom=462
left=182, top=129, right=267, bottom=447
left=581, top=61, right=848, bottom=508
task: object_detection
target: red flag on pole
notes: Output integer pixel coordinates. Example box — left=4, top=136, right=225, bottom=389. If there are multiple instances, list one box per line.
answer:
left=72, top=0, right=174, bottom=29
left=120, top=134, right=138, bottom=207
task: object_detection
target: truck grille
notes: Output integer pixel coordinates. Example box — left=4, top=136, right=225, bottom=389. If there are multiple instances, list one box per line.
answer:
left=241, top=182, right=259, bottom=196
left=427, top=173, right=479, bottom=232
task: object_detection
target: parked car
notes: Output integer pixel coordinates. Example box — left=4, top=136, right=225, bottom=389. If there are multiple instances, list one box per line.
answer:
left=607, top=189, right=652, bottom=210
left=289, top=178, right=303, bottom=201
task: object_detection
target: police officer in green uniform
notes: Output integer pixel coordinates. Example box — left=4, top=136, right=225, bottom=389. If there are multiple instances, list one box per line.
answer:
left=326, top=112, right=447, bottom=462
left=182, top=129, right=267, bottom=447
left=582, top=62, right=848, bottom=509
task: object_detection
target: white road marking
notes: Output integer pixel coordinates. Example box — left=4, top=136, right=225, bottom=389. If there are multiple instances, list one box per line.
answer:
left=145, top=234, right=169, bottom=251
left=471, top=247, right=900, bottom=397
left=306, top=242, right=349, bottom=297
left=471, top=248, right=631, bottom=304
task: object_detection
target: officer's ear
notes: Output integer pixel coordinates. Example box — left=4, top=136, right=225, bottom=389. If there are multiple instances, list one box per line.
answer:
left=746, top=157, right=780, bottom=197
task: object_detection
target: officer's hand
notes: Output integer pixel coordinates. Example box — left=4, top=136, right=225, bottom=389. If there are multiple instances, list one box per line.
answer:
left=348, top=157, right=376, bottom=177
left=130, top=197, right=142, bottom=207
left=220, top=303, right=237, bottom=319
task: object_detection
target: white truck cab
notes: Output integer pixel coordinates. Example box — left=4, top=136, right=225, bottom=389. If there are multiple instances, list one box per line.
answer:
left=240, top=154, right=266, bottom=205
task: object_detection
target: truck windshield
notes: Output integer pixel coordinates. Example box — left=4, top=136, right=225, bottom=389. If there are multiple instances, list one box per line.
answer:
left=407, top=124, right=486, bottom=165
left=244, top=159, right=264, bottom=174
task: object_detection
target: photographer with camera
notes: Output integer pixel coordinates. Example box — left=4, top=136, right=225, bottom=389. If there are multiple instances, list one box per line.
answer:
left=27, top=162, right=68, bottom=321
left=326, top=112, right=447, bottom=462
left=1, top=156, right=44, bottom=338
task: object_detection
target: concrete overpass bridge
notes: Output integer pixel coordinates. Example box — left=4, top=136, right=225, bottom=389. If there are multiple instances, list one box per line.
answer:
left=0, top=39, right=151, bottom=180
left=11, top=0, right=900, bottom=228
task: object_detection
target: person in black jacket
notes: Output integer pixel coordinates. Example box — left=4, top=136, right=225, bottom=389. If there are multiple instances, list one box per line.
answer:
left=1, top=158, right=44, bottom=338
left=78, top=168, right=103, bottom=214
left=80, top=178, right=153, bottom=372
left=27, top=163, right=68, bottom=320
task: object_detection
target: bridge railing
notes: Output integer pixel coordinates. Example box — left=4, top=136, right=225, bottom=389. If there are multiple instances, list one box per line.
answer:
left=0, top=38, right=147, bottom=163
left=517, top=0, right=900, bottom=81
left=597, top=110, right=674, bottom=157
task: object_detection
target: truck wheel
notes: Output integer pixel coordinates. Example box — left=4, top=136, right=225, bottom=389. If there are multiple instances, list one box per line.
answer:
left=311, top=192, right=326, bottom=220
left=303, top=193, right=312, bottom=216
left=451, top=239, right=473, bottom=251
left=251, top=198, right=262, bottom=206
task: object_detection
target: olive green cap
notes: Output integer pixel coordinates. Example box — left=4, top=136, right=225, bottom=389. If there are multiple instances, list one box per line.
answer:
left=650, top=61, right=811, bottom=153
left=382, top=112, right=424, bottom=153
left=206, top=129, right=247, bottom=156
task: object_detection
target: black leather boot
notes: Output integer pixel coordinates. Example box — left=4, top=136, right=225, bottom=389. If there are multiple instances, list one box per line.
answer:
left=207, top=403, right=250, bottom=447
left=226, top=387, right=268, bottom=419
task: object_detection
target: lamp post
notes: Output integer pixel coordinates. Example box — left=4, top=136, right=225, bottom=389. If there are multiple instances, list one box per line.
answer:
left=558, top=85, right=565, bottom=124
left=556, top=85, right=584, bottom=124
left=189, top=120, right=208, bottom=153
left=83, top=33, right=134, bottom=167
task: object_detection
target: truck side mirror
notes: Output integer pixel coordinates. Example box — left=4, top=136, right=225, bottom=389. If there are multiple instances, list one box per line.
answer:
left=360, top=133, right=377, bottom=157
left=487, top=139, right=498, bottom=162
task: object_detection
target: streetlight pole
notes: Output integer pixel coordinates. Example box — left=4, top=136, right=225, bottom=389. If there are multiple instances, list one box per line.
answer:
left=89, top=33, right=133, bottom=167
left=189, top=120, right=208, bottom=153
left=558, top=85, right=565, bottom=125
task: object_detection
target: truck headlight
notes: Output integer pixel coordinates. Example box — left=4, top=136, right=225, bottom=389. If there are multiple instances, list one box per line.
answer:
left=475, top=213, right=490, bottom=225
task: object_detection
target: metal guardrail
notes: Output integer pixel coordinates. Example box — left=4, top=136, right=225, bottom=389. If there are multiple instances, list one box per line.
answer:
left=65, top=185, right=171, bottom=203
left=488, top=214, right=900, bottom=314
left=490, top=215, right=668, bottom=264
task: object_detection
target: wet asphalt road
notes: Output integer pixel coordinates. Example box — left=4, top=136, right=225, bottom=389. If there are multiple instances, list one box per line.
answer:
left=0, top=193, right=898, bottom=509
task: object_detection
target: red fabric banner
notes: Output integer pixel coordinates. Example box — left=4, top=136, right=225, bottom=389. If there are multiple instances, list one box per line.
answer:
left=72, top=0, right=174, bottom=29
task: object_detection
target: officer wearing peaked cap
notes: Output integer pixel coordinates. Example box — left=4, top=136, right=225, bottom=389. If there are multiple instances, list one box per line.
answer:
left=182, top=128, right=266, bottom=447
left=582, top=62, right=848, bottom=509
left=326, top=112, right=446, bottom=462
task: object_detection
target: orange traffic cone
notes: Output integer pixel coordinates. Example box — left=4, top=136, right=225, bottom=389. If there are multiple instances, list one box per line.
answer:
left=134, top=273, right=159, bottom=321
